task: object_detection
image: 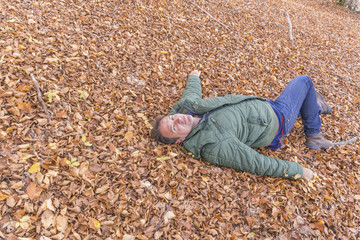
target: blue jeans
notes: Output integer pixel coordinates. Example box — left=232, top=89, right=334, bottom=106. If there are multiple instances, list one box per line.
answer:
left=270, top=75, right=322, bottom=136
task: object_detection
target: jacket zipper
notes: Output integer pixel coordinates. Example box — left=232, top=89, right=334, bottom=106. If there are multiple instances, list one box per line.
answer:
left=210, top=117, right=224, bottom=134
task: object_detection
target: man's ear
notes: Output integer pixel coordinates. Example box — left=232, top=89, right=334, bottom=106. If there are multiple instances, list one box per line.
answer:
left=175, top=137, right=185, bottom=144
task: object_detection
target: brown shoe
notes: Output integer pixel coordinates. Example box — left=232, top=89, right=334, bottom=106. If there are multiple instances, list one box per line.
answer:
left=316, top=92, right=332, bottom=114
left=305, top=133, right=334, bottom=149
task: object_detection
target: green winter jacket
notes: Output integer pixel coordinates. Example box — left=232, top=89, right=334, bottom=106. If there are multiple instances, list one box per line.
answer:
left=169, top=75, right=303, bottom=180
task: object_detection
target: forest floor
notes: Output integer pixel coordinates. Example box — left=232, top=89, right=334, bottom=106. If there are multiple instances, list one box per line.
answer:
left=0, top=0, right=360, bottom=239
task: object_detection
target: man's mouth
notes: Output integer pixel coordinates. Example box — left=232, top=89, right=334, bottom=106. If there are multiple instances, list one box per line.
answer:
left=182, top=116, right=187, bottom=124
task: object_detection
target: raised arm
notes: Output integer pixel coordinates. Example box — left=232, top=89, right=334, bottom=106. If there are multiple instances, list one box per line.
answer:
left=201, top=137, right=304, bottom=180
left=180, top=70, right=202, bottom=100
left=169, top=70, right=203, bottom=115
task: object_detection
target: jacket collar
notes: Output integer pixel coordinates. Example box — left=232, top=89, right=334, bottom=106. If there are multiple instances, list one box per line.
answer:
left=182, top=120, right=216, bottom=158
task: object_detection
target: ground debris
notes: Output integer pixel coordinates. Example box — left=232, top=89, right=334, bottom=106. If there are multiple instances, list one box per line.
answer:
left=0, top=0, right=359, bottom=239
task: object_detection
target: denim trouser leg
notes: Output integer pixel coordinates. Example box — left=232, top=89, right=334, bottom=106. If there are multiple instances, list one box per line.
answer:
left=272, top=75, right=322, bottom=136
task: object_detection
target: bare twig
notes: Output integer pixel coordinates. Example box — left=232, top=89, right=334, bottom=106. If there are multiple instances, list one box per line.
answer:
left=82, top=30, right=100, bottom=39
left=152, top=183, right=181, bottom=239
left=334, top=135, right=360, bottom=146
left=187, top=0, right=231, bottom=30
left=30, top=74, right=51, bottom=122
left=284, top=12, right=294, bottom=44
left=166, top=16, right=172, bottom=38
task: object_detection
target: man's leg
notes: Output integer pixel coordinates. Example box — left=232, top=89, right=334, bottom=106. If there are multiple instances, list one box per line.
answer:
left=273, top=75, right=321, bottom=135
left=272, top=75, right=333, bottom=149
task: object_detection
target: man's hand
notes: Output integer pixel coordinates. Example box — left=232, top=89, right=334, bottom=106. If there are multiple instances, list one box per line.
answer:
left=190, top=70, right=201, bottom=77
left=302, top=167, right=315, bottom=181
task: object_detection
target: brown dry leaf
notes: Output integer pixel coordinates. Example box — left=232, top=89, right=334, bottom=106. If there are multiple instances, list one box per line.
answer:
left=17, top=102, right=33, bottom=113
left=88, top=218, right=101, bottom=231
left=123, top=235, right=135, bottom=240
left=6, top=196, right=16, bottom=208
left=164, top=211, right=176, bottom=224
left=96, top=184, right=110, bottom=194
left=26, top=182, right=42, bottom=200
left=17, top=85, right=31, bottom=92
left=41, top=210, right=55, bottom=229
left=44, top=56, right=59, bottom=63
left=310, top=221, right=325, bottom=232
left=294, top=216, right=306, bottom=228
left=1, top=0, right=360, bottom=239
left=285, top=205, right=296, bottom=215
left=56, top=215, right=68, bottom=233
left=124, top=131, right=134, bottom=141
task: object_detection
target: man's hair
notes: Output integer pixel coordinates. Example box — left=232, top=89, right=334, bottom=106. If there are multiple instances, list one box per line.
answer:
left=151, top=115, right=179, bottom=144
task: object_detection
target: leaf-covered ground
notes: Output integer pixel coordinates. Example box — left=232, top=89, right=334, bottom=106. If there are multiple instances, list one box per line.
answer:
left=1, top=0, right=359, bottom=239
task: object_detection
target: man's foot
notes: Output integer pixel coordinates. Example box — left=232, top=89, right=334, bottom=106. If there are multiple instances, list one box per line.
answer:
left=305, top=133, right=334, bottom=149
left=316, top=91, right=332, bottom=114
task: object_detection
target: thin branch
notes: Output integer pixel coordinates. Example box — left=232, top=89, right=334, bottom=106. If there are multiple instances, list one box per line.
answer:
left=166, top=16, right=172, bottom=39
left=334, top=135, right=360, bottom=146
left=284, top=12, right=294, bottom=45
left=187, top=0, right=231, bottom=30
left=82, top=29, right=100, bottom=39
left=152, top=183, right=181, bottom=239
left=30, top=74, right=51, bottom=122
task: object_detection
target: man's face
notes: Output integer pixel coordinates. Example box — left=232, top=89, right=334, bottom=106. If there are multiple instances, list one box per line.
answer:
left=159, top=114, right=198, bottom=142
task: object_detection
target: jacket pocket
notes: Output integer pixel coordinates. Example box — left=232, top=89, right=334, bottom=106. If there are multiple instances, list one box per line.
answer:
left=247, top=116, right=269, bottom=126
left=210, top=117, right=224, bottom=134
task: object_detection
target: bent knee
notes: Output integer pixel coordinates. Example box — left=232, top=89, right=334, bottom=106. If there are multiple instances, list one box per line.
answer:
left=295, top=75, right=313, bottom=87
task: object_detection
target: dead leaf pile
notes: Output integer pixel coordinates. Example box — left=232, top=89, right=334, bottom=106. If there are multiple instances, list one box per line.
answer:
left=0, top=0, right=359, bottom=239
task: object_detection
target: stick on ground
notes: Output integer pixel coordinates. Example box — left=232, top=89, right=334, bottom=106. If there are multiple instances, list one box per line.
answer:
left=284, top=12, right=294, bottom=44
left=188, top=0, right=231, bottom=30
left=334, top=135, right=360, bottom=146
left=30, top=74, right=51, bottom=122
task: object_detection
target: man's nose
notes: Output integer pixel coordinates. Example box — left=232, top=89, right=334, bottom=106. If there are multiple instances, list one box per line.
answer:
left=174, top=116, right=181, bottom=124
left=174, top=116, right=180, bottom=123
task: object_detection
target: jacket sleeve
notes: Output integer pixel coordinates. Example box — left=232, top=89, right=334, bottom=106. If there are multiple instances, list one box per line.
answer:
left=201, top=138, right=303, bottom=180
left=169, top=75, right=202, bottom=115
left=180, top=75, right=202, bottom=100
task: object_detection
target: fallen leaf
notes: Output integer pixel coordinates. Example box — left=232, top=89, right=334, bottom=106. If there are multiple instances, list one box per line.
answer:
left=77, top=89, right=89, bottom=99
left=164, top=211, right=176, bottom=224
left=28, top=162, right=41, bottom=173
left=56, top=215, right=68, bottom=232
left=82, top=135, right=92, bottom=146
left=0, top=192, right=9, bottom=200
left=44, top=56, right=59, bottom=63
left=44, top=90, right=60, bottom=103
left=124, top=131, right=134, bottom=141
left=17, top=102, right=33, bottom=113
left=123, top=235, right=135, bottom=240
left=89, top=218, right=101, bottom=231
left=157, top=156, right=169, bottom=162
left=96, top=184, right=110, bottom=194
left=247, top=232, right=256, bottom=238
left=41, top=210, right=55, bottom=229
left=17, top=85, right=31, bottom=92
left=26, top=182, right=42, bottom=200
left=19, top=153, right=35, bottom=163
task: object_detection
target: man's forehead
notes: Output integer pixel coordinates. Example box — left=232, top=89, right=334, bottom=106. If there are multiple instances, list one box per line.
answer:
left=161, top=116, right=170, bottom=125
left=159, top=116, right=170, bottom=132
